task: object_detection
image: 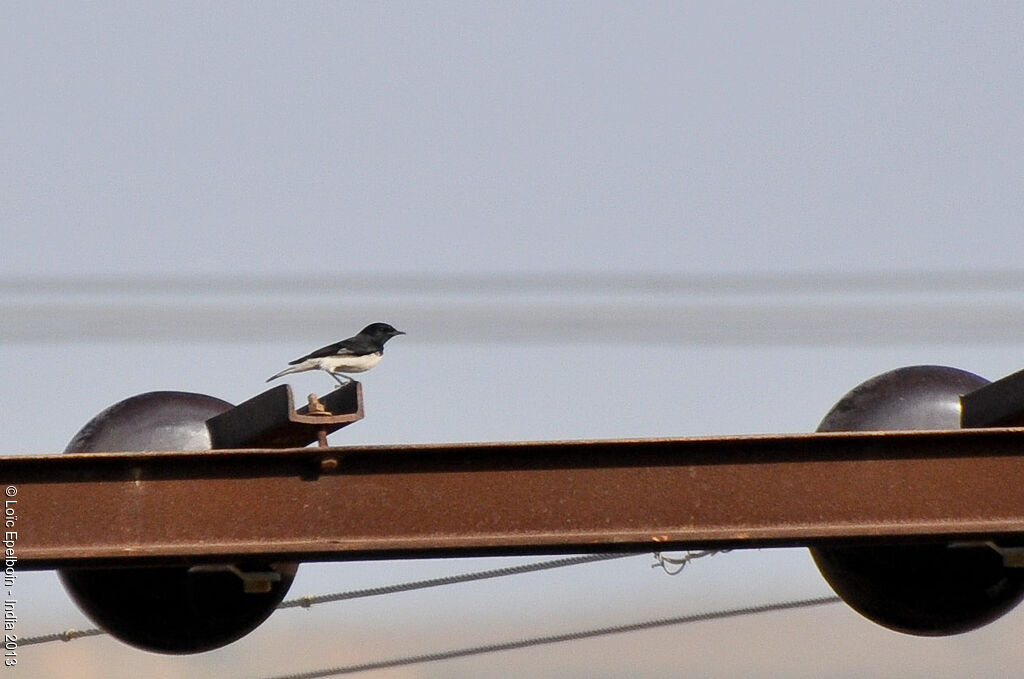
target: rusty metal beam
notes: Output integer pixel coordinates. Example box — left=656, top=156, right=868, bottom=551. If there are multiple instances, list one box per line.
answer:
left=6, top=427, right=1024, bottom=569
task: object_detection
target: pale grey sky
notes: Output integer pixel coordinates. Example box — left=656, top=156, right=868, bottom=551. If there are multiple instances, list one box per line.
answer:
left=3, top=2, right=1023, bottom=278
left=3, top=2, right=1024, bottom=677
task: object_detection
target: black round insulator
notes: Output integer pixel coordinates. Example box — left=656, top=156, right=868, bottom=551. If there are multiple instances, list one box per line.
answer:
left=810, top=365, right=1024, bottom=636
left=59, top=392, right=298, bottom=654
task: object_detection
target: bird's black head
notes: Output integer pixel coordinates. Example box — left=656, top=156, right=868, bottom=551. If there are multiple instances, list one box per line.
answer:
left=359, top=322, right=405, bottom=343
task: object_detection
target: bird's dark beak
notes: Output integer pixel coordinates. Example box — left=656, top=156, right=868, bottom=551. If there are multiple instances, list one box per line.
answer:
left=393, top=330, right=406, bottom=336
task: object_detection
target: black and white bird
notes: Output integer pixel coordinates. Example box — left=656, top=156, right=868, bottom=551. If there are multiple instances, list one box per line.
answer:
left=266, top=322, right=405, bottom=386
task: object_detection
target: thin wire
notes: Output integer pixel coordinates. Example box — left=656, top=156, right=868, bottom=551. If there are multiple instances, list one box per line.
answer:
left=18, top=628, right=105, bottom=646
left=19, top=552, right=633, bottom=646
left=280, top=552, right=630, bottom=609
left=259, top=595, right=843, bottom=679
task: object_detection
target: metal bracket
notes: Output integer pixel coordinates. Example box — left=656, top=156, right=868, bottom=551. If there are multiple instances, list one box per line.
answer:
left=206, top=382, right=363, bottom=449
left=961, top=368, right=1024, bottom=428
left=949, top=541, right=1024, bottom=568
left=187, top=564, right=283, bottom=594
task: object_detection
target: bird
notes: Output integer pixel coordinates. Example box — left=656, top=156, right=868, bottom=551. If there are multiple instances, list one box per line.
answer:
left=266, top=322, right=405, bottom=387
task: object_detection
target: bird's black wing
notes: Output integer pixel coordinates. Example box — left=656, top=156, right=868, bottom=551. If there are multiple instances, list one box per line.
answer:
left=289, top=338, right=360, bottom=364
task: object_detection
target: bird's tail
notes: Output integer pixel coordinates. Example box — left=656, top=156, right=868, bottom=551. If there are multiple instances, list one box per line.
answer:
left=266, top=365, right=303, bottom=383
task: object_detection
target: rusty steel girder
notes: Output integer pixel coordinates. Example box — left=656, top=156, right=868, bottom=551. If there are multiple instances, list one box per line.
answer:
left=5, top=426, right=1024, bottom=570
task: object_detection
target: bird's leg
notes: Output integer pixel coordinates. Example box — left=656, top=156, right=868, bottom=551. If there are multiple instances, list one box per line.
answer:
left=329, top=371, right=352, bottom=387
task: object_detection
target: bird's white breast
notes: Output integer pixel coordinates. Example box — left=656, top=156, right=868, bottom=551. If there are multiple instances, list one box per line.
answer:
left=316, top=351, right=383, bottom=374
